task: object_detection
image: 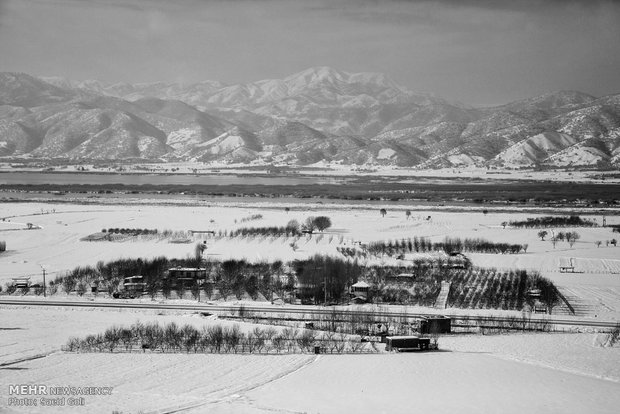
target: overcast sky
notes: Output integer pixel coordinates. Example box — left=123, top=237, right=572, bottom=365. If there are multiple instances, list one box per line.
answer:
left=1, top=0, right=619, bottom=105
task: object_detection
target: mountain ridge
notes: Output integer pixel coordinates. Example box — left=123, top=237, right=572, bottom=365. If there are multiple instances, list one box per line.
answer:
left=1, top=68, right=619, bottom=168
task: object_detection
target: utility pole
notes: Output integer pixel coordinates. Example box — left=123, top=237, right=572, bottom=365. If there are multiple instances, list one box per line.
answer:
left=40, top=265, right=46, bottom=298
left=324, top=273, right=327, bottom=305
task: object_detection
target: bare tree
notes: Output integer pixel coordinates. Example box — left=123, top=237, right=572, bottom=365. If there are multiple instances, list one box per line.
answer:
left=286, top=219, right=300, bottom=234
left=272, top=335, right=286, bottom=353
left=566, top=231, right=580, bottom=248
left=303, top=216, right=317, bottom=233
left=550, top=231, right=558, bottom=248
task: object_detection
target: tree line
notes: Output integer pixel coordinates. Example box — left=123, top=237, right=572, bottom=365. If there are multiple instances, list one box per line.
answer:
left=365, top=236, right=527, bottom=255
left=65, top=322, right=376, bottom=355
left=510, top=215, right=597, bottom=228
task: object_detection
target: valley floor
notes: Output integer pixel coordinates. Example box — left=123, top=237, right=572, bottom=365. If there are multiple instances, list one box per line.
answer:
left=1, top=306, right=619, bottom=414
left=1, top=198, right=620, bottom=413
left=2, top=200, right=620, bottom=317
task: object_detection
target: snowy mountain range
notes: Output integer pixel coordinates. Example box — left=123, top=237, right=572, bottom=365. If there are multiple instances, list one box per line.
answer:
left=1, top=67, right=619, bottom=168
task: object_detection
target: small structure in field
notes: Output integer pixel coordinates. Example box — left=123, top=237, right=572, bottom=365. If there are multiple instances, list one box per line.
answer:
left=11, top=277, right=30, bottom=288
left=188, top=230, right=215, bottom=236
left=0, top=240, right=6, bottom=252
left=533, top=300, right=548, bottom=314
left=385, top=336, right=431, bottom=352
left=448, top=252, right=470, bottom=269
left=559, top=257, right=575, bottom=273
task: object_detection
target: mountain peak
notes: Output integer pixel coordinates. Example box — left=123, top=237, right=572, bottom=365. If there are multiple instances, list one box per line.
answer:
left=286, top=66, right=344, bottom=82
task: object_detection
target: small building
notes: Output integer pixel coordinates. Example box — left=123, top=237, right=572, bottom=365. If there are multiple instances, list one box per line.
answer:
left=350, top=281, right=369, bottom=299
left=447, top=252, right=470, bottom=269
left=188, top=230, right=215, bottom=236
left=123, top=276, right=146, bottom=294
left=559, top=257, right=575, bottom=273
left=533, top=300, right=548, bottom=314
left=12, top=277, right=30, bottom=288
left=167, top=267, right=208, bottom=286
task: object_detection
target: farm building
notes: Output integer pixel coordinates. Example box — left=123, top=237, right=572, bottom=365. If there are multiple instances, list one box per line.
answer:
left=166, top=267, right=208, bottom=287
left=350, top=281, right=370, bottom=301
left=11, top=277, right=30, bottom=288
left=123, top=276, right=147, bottom=293
left=559, top=257, right=575, bottom=273
left=447, top=252, right=470, bottom=269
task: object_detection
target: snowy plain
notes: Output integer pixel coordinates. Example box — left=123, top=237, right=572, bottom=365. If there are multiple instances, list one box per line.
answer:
left=1, top=199, right=620, bottom=413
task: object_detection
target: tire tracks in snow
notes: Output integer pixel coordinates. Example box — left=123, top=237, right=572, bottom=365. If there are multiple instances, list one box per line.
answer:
left=143, top=355, right=319, bottom=414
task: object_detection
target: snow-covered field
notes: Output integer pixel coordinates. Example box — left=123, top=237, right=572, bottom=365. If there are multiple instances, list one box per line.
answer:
left=2, top=196, right=620, bottom=413
left=2, top=201, right=620, bottom=316
left=1, top=306, right=619, bottom=414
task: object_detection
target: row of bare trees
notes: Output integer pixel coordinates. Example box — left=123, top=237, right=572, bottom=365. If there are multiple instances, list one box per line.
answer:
left=538, top=230, right=581, bottom=248
left=65, top=322, right=376, bottom=354
left=366, top=236, right=526, bottom=255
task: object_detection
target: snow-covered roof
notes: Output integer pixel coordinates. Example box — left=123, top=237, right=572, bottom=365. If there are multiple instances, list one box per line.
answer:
left=352, top=281, right=369, bottom=288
